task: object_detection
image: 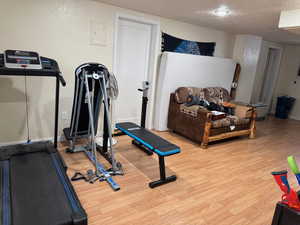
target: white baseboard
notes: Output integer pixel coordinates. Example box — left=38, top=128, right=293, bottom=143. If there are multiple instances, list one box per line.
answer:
left=289, top=115, right=300, bottom=121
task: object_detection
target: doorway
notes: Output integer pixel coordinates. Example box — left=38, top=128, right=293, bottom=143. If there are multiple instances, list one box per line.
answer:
left=113, top=14, right=160, bottom=128
left=251, top=46, right=282, bottom=119
left=258, top=48, right=281, bottom=113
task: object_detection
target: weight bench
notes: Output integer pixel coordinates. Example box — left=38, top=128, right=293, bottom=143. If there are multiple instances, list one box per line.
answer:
left=116, top=122, right=180, bottom=188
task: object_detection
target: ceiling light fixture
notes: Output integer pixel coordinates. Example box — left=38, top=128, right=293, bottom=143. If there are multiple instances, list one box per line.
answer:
left=211, top=5, right=231, bottom=17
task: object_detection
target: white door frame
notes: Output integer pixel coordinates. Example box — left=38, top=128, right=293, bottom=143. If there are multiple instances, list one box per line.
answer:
left=112, top=13, right=160, bottom=129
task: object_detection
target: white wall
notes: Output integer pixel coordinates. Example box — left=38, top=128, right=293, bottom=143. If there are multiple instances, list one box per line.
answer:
left=233, top=35, right=263, bottom=103
left=273, top=45, right=300, bottom=119
left=154, top=52, right=236, bottom=131
left=0, top=0, right=235, bottom=143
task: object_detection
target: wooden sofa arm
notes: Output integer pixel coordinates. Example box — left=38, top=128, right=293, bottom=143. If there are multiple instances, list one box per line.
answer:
left=229, top=101, right=256, bottom=139
left=234, top=104, right=255, bottom=119
left=224, top=101, right=255, bottom=119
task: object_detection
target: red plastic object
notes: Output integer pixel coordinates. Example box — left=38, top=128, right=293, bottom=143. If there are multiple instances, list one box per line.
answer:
left=272, top=170, right=300, bottom=211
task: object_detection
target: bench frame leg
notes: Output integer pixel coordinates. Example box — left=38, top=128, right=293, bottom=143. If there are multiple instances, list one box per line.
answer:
left=132, top=140, right=153, bottom=155
left=149, top=156, right=177, bottom=188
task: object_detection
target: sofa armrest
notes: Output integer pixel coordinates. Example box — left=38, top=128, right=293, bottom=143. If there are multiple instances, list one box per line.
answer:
left=168, top=93, right=212, bottom=143
left=197, top=107, right=212, bottom=121
left=230, top=102, right=255, bottom=119
left=168, top=93, right=181, bottom=115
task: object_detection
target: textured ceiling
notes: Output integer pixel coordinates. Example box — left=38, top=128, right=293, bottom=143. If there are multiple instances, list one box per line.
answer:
left=96, top=0, right=300, bottom=44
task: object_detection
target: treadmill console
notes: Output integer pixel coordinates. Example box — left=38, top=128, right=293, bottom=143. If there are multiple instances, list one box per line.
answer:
left=0, top=50, right=61, bottom=75
left=4, top=50, right=42, bottom=69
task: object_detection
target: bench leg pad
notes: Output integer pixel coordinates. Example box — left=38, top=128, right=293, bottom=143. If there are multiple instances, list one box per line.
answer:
left=149, top=175, right=177, bottom=188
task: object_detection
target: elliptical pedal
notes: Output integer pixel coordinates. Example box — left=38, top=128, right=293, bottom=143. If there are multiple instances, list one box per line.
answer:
left=85, top=150, right=120, bottom=191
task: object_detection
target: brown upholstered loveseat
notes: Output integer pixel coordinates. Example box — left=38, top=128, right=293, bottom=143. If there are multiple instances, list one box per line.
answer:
left=168, top=87, right=256, bottom=148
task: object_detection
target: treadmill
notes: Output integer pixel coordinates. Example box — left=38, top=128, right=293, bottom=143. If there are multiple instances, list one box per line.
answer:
left=0, top=50, right=87, bottom=225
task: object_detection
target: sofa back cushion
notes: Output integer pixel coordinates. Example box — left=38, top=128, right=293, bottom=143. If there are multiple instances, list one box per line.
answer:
left=175, top=86, right=231, bottom=104
left=205, top=87, right=231, bottom=104
left=175, top=87, right=206, bottom=104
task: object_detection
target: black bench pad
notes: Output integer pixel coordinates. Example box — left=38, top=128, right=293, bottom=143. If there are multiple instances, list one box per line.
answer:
left=116, top=122, right=180, bottom=156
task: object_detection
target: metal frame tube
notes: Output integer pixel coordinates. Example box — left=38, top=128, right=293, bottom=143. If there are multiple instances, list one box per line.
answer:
left=141, top=96, right=148, bottom=128
left=99, top=74, right=117, bottom=171
left=70, top=75, right=80, bottom=137
left=72, top=75, right=84, bottom=144
left=159, top=156, right=166, bottom=180
left=54, top=77, right=60, bottom=148
left=84, top=72, right=99, bottom=175
left=94, top=82, right=102, bottom=134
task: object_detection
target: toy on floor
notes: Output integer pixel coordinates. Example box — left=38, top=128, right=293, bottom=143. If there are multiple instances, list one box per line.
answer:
left=271, top=170, right=300, bottom=211
left=287, top=155, right=300, bottom=186
left=271, top=156, right=300, bottom=211
left=271, top=156, right=300, bottom=225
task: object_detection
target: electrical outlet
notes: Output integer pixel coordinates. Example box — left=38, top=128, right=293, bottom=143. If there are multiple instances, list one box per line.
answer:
left=90, top=21, right=107, bottom=46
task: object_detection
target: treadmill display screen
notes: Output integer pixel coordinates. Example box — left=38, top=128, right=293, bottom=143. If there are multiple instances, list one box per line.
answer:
left=5, top=50, right=40, bottom=64
left=16, top=59, right=30, bottom=64
left=4, top=50, right=42, bottom=69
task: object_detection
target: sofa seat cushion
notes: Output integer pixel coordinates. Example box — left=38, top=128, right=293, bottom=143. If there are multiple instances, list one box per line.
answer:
left=211, top=115, right=250, bottom=129
left=205, top=87, right=231, bottom=104
left=179, top=104, right=206, bottom=117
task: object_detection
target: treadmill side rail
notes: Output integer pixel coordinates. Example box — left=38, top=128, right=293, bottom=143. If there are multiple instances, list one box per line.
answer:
left=1, top=160, right=11, bottom=225
left=50, top=153, right=88, bottom=225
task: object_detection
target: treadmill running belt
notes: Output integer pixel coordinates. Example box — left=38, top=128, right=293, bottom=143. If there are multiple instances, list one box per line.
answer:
left=10, top=152, right=74, bottom=225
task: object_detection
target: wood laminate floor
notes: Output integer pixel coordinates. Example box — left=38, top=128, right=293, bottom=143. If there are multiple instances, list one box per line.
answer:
left=60, top=117, right=300, bottom=225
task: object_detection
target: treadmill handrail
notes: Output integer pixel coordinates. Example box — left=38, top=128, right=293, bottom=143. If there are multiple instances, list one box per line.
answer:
left=58, top=74, right=66, bottom=87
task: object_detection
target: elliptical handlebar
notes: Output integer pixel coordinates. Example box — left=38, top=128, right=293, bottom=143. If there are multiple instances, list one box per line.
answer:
left=75, top=63, right=109, bottom=80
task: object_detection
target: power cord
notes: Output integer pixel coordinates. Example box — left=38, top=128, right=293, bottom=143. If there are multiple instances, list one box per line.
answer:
left=24, top=75, right=31, bottom=143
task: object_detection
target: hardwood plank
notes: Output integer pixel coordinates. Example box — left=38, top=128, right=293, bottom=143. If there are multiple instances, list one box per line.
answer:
left=59, top=117, right=300, bottom=225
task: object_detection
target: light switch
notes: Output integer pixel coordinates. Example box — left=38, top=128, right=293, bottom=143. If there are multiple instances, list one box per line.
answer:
left=90, top=21, right=107, bottom=46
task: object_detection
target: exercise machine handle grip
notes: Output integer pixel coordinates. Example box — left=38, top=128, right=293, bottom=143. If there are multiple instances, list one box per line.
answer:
left=58, top=74, right=66, bottom=87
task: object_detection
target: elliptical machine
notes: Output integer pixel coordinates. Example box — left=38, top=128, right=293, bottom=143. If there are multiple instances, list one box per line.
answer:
left=63, top=63, right=122, bottom=191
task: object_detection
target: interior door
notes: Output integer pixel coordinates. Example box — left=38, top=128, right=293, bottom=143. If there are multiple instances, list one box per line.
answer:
left=114, top=18, right=152, bottom=125
left=259, top=48, right=280, bottom=111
